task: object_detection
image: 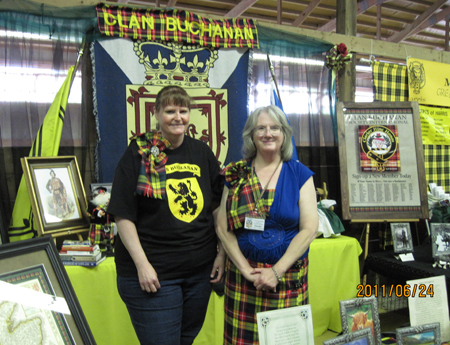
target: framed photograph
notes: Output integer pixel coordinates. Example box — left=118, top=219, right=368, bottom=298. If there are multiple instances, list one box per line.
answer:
left=430, top=223, right=450, bottom=261
left=0, top=235, right=95, bottom=344
left=337, top=101, right=428, bottom=221
left=391, top=223, right=414, bottom=254
left=21, top=156, right=90, bottom=237
left=324, top=327, right=374, bottom=345
left=257, top=305, right=314, bottom=345
left=396, top=322, right=440, bottom=345
left=340, top=296, right=381, bottom=345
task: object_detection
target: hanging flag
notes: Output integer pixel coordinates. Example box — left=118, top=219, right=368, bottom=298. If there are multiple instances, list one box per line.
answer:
left=8, top=66, right=75, bottom=242
left=270, top=80, right=299, bottom=161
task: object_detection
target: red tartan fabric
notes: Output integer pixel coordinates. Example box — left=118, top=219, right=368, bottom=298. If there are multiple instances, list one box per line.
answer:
left=96, top=4, right=259, bottom=49
left=224, top=257, right=308, bottom=345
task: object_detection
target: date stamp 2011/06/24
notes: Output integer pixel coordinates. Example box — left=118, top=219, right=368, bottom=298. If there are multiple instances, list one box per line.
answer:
left=357, top=284, right=434, bottom=298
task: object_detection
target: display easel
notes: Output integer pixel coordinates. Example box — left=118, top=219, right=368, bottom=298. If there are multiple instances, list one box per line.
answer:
left=50, top=228, right=88, bottom=243
left=356, top=218, right=419, bottom=285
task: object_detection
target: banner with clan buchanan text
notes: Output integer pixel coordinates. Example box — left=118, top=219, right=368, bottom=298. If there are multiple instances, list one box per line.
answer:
left=96, top=4, right=259, bottom=49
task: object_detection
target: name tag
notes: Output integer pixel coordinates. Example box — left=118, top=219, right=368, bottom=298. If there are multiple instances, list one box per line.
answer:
left=244, top=212, right=265, bottom=231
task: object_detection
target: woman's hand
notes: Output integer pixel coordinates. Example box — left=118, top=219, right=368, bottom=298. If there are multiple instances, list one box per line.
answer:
left=136, top=260, right=161, bottom=293
left=252, top=267, right=279, bottom=292
left=210, top=252, right=225, bottom=284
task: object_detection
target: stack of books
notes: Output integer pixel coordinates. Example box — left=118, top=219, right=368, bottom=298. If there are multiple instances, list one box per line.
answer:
left=60, top=240, right=106, bottom=267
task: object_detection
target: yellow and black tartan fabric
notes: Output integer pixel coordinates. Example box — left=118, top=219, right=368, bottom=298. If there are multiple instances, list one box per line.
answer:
left=423, top=145, right=450, bottom=192
left=224, top=257, right=308, bottom=345
left=372, top=61, right=450, bottom=249
left=372, top=61, right=450, bottom=192
left=372, top=61, right=409, bottom=102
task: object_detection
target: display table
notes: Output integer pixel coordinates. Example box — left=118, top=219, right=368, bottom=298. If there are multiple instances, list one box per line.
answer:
left=65, top=235, right=361, bottom=345
left=364, top=243, right=450, bottom=298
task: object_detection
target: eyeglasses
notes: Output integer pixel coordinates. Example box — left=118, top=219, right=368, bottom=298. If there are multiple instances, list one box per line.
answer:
left=254, top=125, right=282, bottom=136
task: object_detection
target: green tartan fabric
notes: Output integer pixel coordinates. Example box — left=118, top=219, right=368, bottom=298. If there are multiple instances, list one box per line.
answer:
left=89, top=223, right=114, bottom=245
left=96, top=4, right=259, bottom=48
left=372, top=61, right=409, bottom=102
left=134, top=131, right=172, bottom=200
left=221, top=160, right=276, bottom=231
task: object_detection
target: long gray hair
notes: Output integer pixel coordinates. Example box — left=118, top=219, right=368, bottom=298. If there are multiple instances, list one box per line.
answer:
left=242, top=105, right=294, bottom=161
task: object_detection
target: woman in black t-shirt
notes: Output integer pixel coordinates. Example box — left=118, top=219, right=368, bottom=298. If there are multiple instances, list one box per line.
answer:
left=108, top=85, right=224, bottom=345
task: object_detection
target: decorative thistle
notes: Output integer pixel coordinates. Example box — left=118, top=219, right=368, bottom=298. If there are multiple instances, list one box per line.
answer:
left=325, top=43, right=352, bottom=71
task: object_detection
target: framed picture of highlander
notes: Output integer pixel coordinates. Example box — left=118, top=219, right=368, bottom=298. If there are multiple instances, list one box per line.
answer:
left=21, top=156, right=90, bottom=237
left=336, top=101, right=428, bottom=221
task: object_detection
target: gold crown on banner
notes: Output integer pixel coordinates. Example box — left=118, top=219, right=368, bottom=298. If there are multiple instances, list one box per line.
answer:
left=134, top=40, right=219, bottom=88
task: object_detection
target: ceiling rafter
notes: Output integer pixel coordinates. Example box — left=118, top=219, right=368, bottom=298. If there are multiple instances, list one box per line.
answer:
left=225, top=0, right=258, bottom=18
left=84, top=0, right=450, bottom=52
left=291, top=0, right=321, bottom=27
left=317, top=0, right=389, bottom=32
left=166, top=0, right=177, bottom=8
left=387, top=0, right=448, bottom=43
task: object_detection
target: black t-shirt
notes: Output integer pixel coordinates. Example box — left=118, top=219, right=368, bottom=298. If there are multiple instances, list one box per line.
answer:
left=108, top=136, right=223, bottom=280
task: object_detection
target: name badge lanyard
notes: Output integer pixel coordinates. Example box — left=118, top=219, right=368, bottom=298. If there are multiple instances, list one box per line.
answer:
left=244, top=160, right=282, bottom=231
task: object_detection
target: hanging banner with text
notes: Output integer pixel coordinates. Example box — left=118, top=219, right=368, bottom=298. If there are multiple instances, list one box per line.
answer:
left=408, top=57, right=450, bottom=108
left=420, top=105, right=450, bottom=145
left=96, top=3, right=259, bottom=49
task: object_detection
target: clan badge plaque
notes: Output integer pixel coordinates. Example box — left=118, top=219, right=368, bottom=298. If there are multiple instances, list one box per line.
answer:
left=337, top=101, right=428, bottom=221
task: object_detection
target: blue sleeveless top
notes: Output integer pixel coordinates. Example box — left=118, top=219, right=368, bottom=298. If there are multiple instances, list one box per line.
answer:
left=235, top=159, right=314, bottom=264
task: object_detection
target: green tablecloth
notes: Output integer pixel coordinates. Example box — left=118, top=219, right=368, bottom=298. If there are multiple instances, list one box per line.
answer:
left=65, top=235, right=362, bottom=345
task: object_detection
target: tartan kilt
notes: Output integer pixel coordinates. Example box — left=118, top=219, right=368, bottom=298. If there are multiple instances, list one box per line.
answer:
left=89, top=223, right=114, bottom=245
left=223, top=256, right=309, bottom=345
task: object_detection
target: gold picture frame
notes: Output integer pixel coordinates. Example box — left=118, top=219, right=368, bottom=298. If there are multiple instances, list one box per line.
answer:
left=21, top=156, right=89, bottom=237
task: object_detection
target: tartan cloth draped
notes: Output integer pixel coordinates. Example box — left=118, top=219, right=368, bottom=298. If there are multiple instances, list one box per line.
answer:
left=372, top=61, right=409, bottom=102
left=372, top=61, right=450, bottom=249
left=221, top=159, right=275, bottom=231
left=224, top=257, right=308, bottom=345
left=372, top=61, right=450, bottom=193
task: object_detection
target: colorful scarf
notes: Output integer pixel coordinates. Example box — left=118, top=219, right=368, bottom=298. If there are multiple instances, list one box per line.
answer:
left=221, top=159, right=275, bottom=230
left=134, top=131, right=172, bottom=199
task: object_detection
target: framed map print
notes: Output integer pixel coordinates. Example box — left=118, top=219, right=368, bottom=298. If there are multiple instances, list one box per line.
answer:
left=337, top=101, right=428, bottom=221
left=0, top=236, right=95, bottom=344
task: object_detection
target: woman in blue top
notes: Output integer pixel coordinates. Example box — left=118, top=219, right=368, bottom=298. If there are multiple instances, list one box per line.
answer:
left=216, top=105, right=319, bottom=345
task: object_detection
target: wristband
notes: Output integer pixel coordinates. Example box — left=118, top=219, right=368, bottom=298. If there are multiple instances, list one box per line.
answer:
left=271, top=266, right=282, bottom=282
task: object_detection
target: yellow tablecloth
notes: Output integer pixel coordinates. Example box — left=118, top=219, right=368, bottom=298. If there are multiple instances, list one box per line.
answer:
left=65, top=235, right=361, bottom=345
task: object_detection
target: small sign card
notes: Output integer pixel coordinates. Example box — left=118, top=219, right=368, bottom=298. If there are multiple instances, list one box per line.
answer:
left=257, top=305, right=314, bottom=345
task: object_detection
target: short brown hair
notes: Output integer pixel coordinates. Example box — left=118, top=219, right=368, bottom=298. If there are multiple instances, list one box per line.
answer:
left=154, top=86, right=191, bottom=113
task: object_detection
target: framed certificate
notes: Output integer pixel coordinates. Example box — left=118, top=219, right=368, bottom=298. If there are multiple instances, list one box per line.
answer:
left=337, top=101, right=428, bottom=221
left=257, top=305, right=314, bottom=345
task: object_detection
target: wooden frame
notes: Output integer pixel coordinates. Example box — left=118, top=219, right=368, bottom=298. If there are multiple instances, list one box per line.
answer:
left=430, top=223, right=450, bottom=261
left=21, top=156, right=89, bottom=237
left=396, top=323, right=440, bottom=345
left=391, top=223, right=414, bottom=254
left=339, top=296, right=381, bottom=345
left=0, top=235, right=95, bottom=344
left=324, top=327, right=374, bottom=345
left=337, top=101, right=428, bottom=221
